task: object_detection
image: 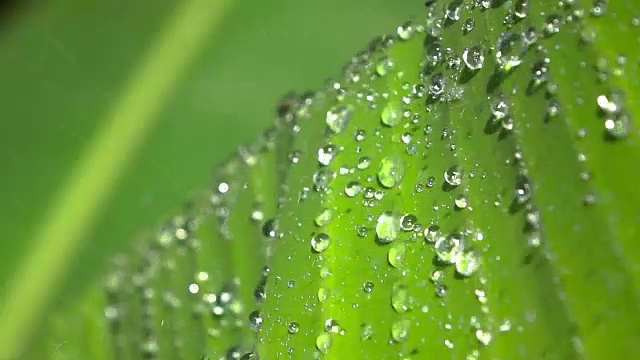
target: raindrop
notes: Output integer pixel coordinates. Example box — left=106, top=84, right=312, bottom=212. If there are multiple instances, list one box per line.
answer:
left=456, top=250, right=481, bottom=276
left=311, top=233, right=332, bottom=253
left=400, top=214, right=418, bottom=231
left=495, top=32, right=526, bottom=70
left=248, top=310, right=263, bottom=332
left=363, top=281, right=375, bottom=293
left=462, top=46, right=485, bottom=70
left=388, top=243, right=407, bottom=268
left=424, top=225, right=440, bottom=243
left=326, top=105, right=352, bottom=134
left=381, top=101, right=403, bottom=126
left=377, top=155, right=406, bottom=188
left=454, top=194, right=469, bottom=209
left=376, top=212, right=401, bottom=243
left=444, top=165, right=464, bottom=187
left=345, top=181, right=363, bottom=197
left=435, top=233, right=465, bottom=264
left=316, top=333, right=333, bottom=354
left=318, top=145, right=337, bottom=166
left=397, top=21, right=416, bottom=40
left=391, top=319, right=411, bottom=342
left=315, top=208, right=334, bottom=227
left=514, top=0, right=529, bottom=18
left=288, top=322, right=300, bottom=334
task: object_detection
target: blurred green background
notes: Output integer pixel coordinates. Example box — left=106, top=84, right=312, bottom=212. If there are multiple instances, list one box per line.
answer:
left=0, top=0, right=421, bottom=355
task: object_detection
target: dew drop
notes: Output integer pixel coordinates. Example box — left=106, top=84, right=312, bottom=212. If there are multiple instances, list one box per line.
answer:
left=388, top=243, right=407, bottom=268
left=318, top=145, right=337, bottom=166
left=311, top=233, right=332, bottom=253
left=381, top=101, right=403, bottom=126
left=376, top=212, right=401, bottom=244
left=435, top=233, right=465, bottom=264
left=326, top=105, right=352, bottom=134
left=454, top=194, right=469, bottom=209
left=288, top=321, right=300, bottom=334
left=315, top=333, right=333, bottom=354
left=315, top=208, right=334, bottom=227
left=495, top=32, right=526, bottom=70
left=397, top=21, right=416, bottom=40
left=363, top=281, right=375, bottom=293
left=248, top=310, right=263, bottom=332
left=391, top=319, right=411, bottom=342
left=444, top=165, right=464, bottom=187
left=345, top=181, right=363, bottom=197
left=377, top=155, right=406, bottom=188
left=424, top=225, right=440, bottom=243
left=456, top=250, right=481, bottom=276
left=514, top=0, right=529, bottom=18
left=462, top=46, right=485, bottom=70
left=400, top=214, right=418, bottom=231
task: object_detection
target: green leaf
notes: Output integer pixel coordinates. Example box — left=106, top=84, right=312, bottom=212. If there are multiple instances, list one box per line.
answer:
left=15, top=0, right=640, bottom=359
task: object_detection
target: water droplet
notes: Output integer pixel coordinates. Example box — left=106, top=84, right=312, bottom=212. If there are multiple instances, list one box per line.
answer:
left=318, top=145, right=337, bottom=166
left=531, top=60, right=550, bottom=86
left=262, top=218, right=279, bottom=238
left=454, top=194, right=469, bottom=209
left=456, top=250, right=481, bottom=276
left=376, top=56, right=395, bottom=76
left=495, top=32, right=526, bottom=70
left=316, top=333, right=333, bottom=354
left=444, top=165, right=464, bottom=187
left=397, top=21, right=416, bottom=40
left=361, top=323, right=374, bottom=340
left=376, top=212, right=401, bottom=243
left=248, top=310, right=263, bottom=332
left=491, top=95, right=511, bottom=120
left=357, top=156, right=372, bottom=170
left=462, top=46, right=485, bottom=70
left=514, top=0, right=529, bottom=18
left=605, top=113, right=632, bottom=139
left=435, top=233, right=465, bottom=264
left=388, top=243, right=407, bottom=268
left=391, top=319, right=411, bottom=342
left=377, top=155, right=406, bottom=188
left=345, top=181, right=363, bottom=197
left=424, top=225, right=440, bottom=243
left=543, top=15, right=562, bottom=36
left=326, top=105, right=352, bottom=134
left=318, top=287, right=330, bottom=302
left=288, top=321, right=300, bottom=334
left=311, top=233, right=332, bottom=253
left=515, top=173, right=533, bottom=204
left=313, top=169, right=335, bottom=192
left=363, top=281, right=375, bottom=293
left=400, top=214, right=417, bottom=231
left=435, top=283, right=448, bottom=297
left=426, top=176, right=436, bottom=188
left=475, top=329, right=493, bottom=346
left=315, top=208, right=334, bottom=227
left=381, top=101, right=403, bottom=126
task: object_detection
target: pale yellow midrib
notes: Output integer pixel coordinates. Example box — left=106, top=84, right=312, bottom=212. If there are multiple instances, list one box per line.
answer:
left=0, top=1, right=230, bottom=358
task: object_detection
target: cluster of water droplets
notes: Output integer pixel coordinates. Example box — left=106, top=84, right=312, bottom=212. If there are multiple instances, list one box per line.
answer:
left=91, top=0, right=637, bottom=359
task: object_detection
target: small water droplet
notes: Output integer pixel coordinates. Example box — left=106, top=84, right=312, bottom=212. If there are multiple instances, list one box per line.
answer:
left=345, top=181, right=363, bottom=197
left=363, top=281, right=375, bottom=293
left=496, top=32, right=526, bottom=70
left=288, top=321, right=300, bottom=334
left=311, top=233, right=332, bottom=253
left=248, top=310, right=263, bottom=332
left=444, top=165, right=464, bottom=187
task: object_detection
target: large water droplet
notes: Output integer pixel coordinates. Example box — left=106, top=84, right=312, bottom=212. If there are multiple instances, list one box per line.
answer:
left=376, top=212, right=401, bottom=243
left=316, top=333, right=333, bottom=354
left=444, top=165, right=464, bottom=187
left=435, top=233, right=464, bottom=264
left=381, top=101, right=403, bottom=126
left=495, top=32, right=526, bottom=70
left=462, top=46, right=485, bottom=70
left=378, top=155, right=406, bottom=188
left=388, top=243, right=407, bottom=268
left=311, top=233, right=332, bottom=253
left=456, top=249, right=481, bottom=276
left=391, top=319, right=411, bottom=342
left=326, top=105, right=352, bottom=134
left=248, top=310, right=263, bottom=332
